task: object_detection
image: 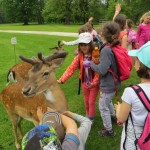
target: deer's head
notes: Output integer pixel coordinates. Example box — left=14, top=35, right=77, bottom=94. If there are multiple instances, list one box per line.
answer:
left=20, top=51, right=68, bottom=97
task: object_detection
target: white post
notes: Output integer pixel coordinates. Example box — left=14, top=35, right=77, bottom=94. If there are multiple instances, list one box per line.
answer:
left=11, top=37, right=17, bottom=64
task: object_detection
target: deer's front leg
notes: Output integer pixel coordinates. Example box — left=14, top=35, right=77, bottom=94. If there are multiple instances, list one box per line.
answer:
left=8, top=112, right=21, bottom=150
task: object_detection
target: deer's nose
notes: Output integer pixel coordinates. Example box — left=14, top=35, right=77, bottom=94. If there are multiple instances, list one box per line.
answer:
left=22, top=87, right=31, bottom=96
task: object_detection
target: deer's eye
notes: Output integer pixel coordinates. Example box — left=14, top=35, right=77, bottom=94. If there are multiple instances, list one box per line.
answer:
left=43, top=72, right=49, bottom=76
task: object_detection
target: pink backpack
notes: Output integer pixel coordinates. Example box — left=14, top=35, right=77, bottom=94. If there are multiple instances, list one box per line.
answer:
left=127, top=29, right=137, bottom=43
left=108, top=45, right=133, bottom=81
left=124, top=85, right=150, bottom=150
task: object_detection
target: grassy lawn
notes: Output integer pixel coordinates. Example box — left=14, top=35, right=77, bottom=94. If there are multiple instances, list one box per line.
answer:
left=0, top=25, right=140, bottom=150
left=0, top=23, right=100, bottom=32
left=0, top=23, right=81, bottom=32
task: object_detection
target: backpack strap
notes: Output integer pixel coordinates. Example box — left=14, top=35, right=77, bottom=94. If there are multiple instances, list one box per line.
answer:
left=105, top=45, right=120, bottom=102
left=108, top=69, right=119, bottom=101
left=78, top=79, right=81, bottom=95
left=78, top=55, right=81, bottom=95
left=123, top=112, right=138, bottom=150
left=131, top=85, right=150, bottom=111
left=123, top=113, right=129, bottom=150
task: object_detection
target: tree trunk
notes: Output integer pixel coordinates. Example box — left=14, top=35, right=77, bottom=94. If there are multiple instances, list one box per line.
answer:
left=65, top=0, right=71, bottom=24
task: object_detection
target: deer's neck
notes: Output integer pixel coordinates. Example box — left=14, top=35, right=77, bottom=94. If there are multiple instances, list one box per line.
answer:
left=44, top=90, right=55, bottom=102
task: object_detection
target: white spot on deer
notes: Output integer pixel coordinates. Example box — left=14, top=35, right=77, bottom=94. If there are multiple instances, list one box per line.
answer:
left=44, top=90, right=55, bottom=103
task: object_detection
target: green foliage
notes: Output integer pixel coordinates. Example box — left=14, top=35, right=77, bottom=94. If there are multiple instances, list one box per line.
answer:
left=1, top=0, right=150, bottom=24
left=42, top=0, right=65, bottom=23
left=1, top=0, right=44, bottom=25
left=105, top=0, right=127, bottom=20
left=105, top=0, right=150, bottom=25
left=88, top=0, right=106, bottom=21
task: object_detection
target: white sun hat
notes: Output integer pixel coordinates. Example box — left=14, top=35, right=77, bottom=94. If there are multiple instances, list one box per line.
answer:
left=77, top=32, right=93, bottom=44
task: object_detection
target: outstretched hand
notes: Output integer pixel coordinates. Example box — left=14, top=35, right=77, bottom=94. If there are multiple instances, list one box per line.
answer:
left=63, top=111, right=74, bottom=118
left=87, top=82, right=95, bottom=89
left=37, top=107, right=46, bottom=124
left=58, top=40, right=65, bottom=47
left=115, top=4, right=121, bottom=13
left=57, top=80, right=62, bottom=84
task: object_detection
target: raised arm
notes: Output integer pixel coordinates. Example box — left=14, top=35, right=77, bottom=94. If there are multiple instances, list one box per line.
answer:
left=113, top=4, right=121, bottom=21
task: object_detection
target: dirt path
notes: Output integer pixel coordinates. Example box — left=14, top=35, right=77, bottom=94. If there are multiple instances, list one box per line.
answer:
left=0, top=30, right=78, bottom=37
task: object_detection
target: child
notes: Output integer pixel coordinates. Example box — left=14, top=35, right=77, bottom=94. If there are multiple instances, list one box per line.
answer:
left=85, top=17, right=97, bottom=36
left=114, top=41, right=150, bottom=149
left=126, top=19, right=137, bottom=50
left=22, top=107, right=92, bottom=150
left=90, top=22, right=121, bottom=136
left=59, top=25, right=89, bottom=47
left=113, top=4, right=128, bottom=49
left=57, top=32, right=100, bottom=122
left=136, top=11, right=150, bottom=48
left=59, top=25, right=90, bottom=55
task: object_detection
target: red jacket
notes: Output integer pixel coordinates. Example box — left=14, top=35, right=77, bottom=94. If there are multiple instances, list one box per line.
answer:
left=59, top=53, right=99, bottom=86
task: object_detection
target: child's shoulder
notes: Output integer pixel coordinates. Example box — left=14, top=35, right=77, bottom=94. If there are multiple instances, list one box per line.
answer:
left=101, top=46, right=112, bottom=53
left=138, top=23, right=146, bottom=27
left=120, top=30, right=127, bottom=39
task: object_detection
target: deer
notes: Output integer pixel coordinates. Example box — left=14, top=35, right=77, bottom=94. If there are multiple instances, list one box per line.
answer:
left=7, top=44, right=64, bottom=83
left=7, top=62, right=32, bottom=82
left=0, top=50, right=68, bottom=150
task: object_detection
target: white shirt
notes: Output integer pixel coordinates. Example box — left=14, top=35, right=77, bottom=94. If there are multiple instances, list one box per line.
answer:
left=121, top=84, right=150, bottom=126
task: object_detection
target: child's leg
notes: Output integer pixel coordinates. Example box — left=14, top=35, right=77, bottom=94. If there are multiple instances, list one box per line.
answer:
left=108, top=101, right=116, bottom=117
left=99, top=91, right=115, bottom=131
left=88, top=86, right=99, bottom=119
left=82, top=83, right=90, bottom=116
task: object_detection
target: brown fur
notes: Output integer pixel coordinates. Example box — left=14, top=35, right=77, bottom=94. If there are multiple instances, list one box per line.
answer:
left=7, top=62, right=32, bottom=82
left=1, top=51, right=68, bottom=150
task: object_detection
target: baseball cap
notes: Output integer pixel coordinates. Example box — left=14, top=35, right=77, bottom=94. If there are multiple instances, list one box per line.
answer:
left=22, top=124, right=61, bottom=150
left=128, top=41, right=150, bottom=68
left=42, top=111, right=65, bottom=143
left=77, top=32, right=93, bottom=44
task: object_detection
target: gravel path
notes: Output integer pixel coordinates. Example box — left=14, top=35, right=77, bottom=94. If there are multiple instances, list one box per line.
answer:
left=0, top=30, right=78, bottom=37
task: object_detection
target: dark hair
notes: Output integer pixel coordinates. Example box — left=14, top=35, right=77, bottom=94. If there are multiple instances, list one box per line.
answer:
left=78, top=41, right=94, bottom=54
left=114, top=14, right=127, bottom=30
left=101, top=22, right=120, bottom=47
left=78, top=25, right=88, bottom=34
left=137, top=62, right=150, bottom=79
left=127, top=19, right=134, bottom=29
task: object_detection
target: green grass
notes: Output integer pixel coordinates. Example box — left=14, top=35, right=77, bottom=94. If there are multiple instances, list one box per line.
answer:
left=0, top=27, right=140, bottom=150
left=0, top=23, right=80, bottom=32
left=0, top=23, right=100, bottom=32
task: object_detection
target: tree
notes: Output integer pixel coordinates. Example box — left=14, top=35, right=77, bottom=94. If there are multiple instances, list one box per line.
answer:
left=0, top=1, right=7, bottom=23
left=2, top=0, right=45, bottom=24
left=42, top=0, right=65, bottom=23
left=33, top=0, right=45, bottom=24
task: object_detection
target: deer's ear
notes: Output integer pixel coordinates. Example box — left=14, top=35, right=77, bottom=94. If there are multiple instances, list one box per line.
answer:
left=50, top=58, right=65, bottom=71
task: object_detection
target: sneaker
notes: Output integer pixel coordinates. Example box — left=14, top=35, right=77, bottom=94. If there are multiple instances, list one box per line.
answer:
left=98, top=129, right=116, bottom=137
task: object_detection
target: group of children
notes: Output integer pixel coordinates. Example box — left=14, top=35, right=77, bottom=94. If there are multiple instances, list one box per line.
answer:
left=57, top=5, right=150, bottom=149
left=21, top=5, right=150, bottom=150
